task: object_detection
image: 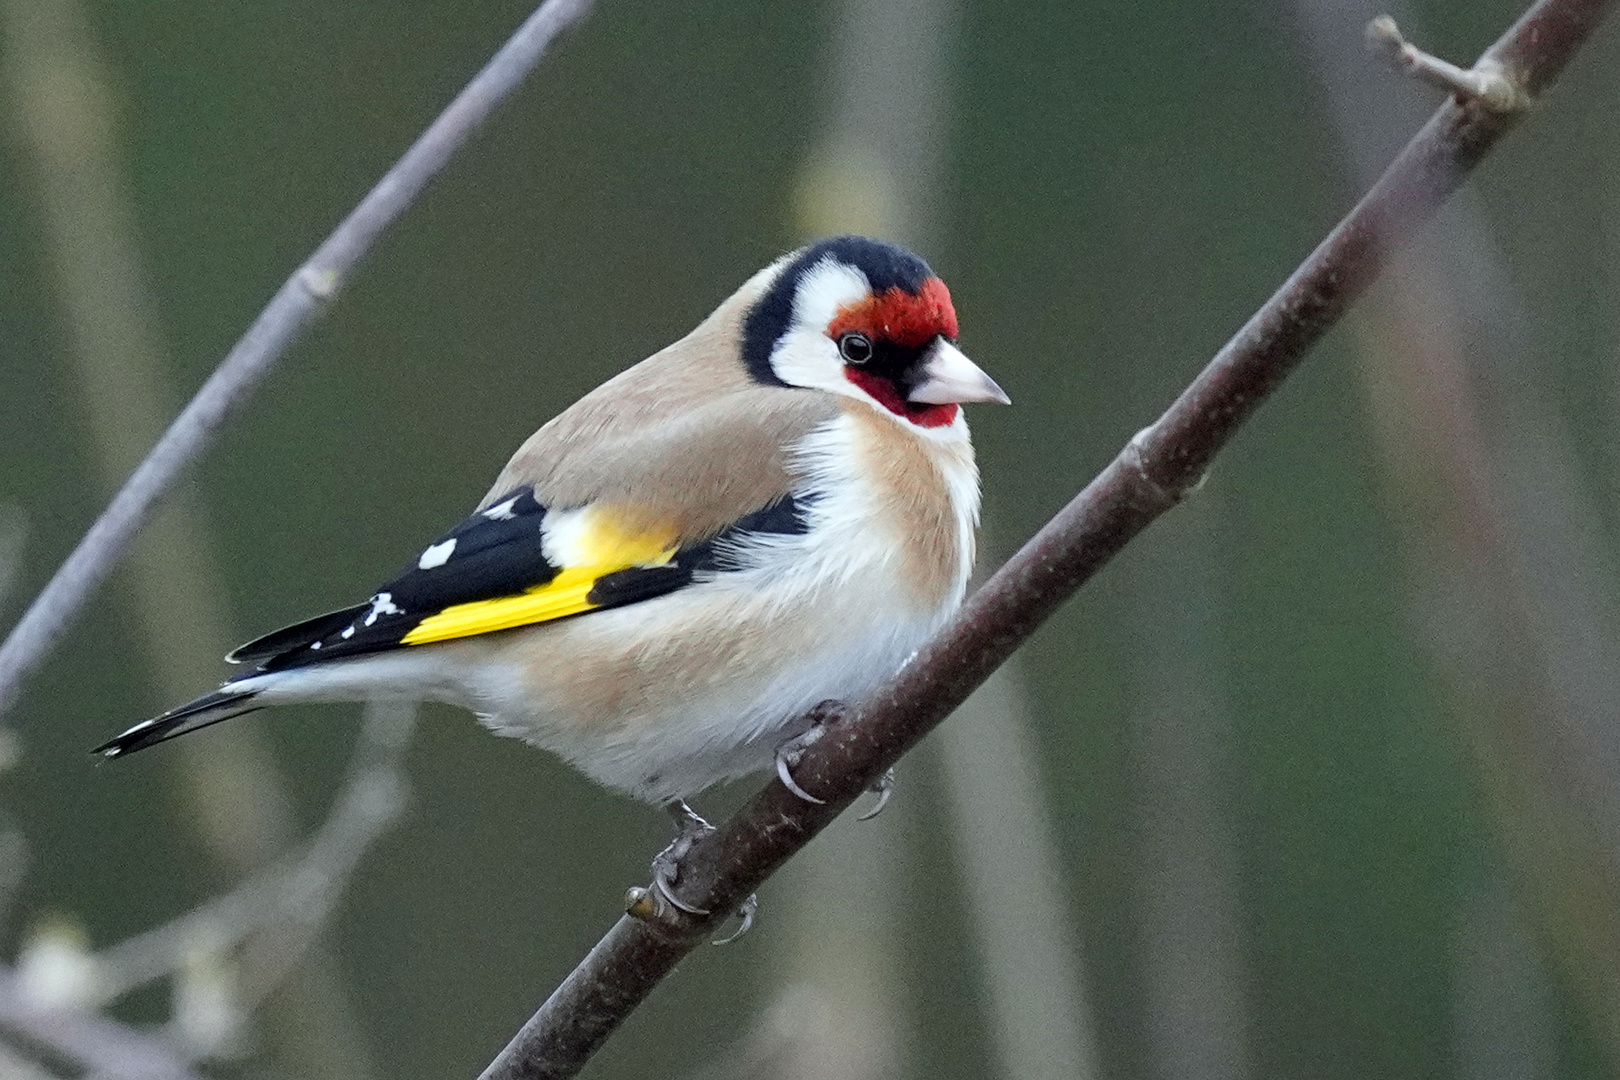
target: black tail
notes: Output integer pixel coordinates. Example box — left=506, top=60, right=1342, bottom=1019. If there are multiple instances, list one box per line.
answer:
left=94, top=688, right=262, bottom=759
left=225, top=603, right=368, bottom=666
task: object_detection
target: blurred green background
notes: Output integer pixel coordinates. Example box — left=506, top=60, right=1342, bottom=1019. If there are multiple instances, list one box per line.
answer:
left=2, top=0, right=1619, bottom=1077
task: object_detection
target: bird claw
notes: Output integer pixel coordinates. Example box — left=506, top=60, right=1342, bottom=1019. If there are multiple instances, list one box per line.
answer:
left=774, top=700, right=844, bottom=805
left=652, top=860, right=711, bottom=916
left=775, top=743, right=826, bottom=804
left=650, top=800, right=715, bottom=916
left=710, top=892, right=758, bottom=946
left=856, top=767, right=896, bottom=821
left=641, top=801, right=756, bottom=939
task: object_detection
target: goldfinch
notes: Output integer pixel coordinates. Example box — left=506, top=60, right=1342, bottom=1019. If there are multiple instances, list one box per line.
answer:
left=96, top=236, right=1008, bottom=807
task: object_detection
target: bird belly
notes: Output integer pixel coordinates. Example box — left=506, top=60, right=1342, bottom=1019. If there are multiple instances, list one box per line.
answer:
left=465, top=415, right=976, bottom=802
left=237, top=410, right=977, bottom=804
left=467, top=556, right=952, bottom=803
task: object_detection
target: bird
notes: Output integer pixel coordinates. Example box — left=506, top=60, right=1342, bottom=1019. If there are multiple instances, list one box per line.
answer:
left=96, top=236, right=1007, bottom=847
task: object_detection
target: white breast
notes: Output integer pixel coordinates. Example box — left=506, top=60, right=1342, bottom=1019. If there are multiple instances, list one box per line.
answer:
left=469, top=411, right=980, bottom=802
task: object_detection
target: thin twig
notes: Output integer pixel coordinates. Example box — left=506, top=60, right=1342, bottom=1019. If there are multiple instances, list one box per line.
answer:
left=476, top=0, right=1614, bottom=1076
left=90, top=703, right=415, bottom=1009
left=0, top=964, right=204, bottom=1080
left=0, top=0, right=595, bottom=720
left=1366, top=15, right=1529, bottom=111
left=1305, top=0, right=1620, bottom=1059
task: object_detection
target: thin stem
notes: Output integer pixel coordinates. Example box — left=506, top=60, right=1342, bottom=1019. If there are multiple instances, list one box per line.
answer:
left=476, top=0, right=1615, bottom=1076
left=1366, top=15, right=1528, bottom=111
left=0, top=964, right=204, bottom=1080
left=1306, top=0, right=1620, bottom=1060
left=0, top=0, right=595, bottom=720
left=89, top=703, right=415, bottom=1008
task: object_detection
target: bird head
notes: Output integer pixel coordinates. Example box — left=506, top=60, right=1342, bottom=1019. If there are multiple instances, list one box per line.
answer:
left=742, top=236, right=1009, bottom=429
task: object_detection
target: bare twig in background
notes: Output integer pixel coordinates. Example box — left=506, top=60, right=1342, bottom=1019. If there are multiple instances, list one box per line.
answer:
left=1365, top=15, right=1529, bottom=110
left=1299, top=0, right=1620, bottom=1062
left=935, top=671, right=1100, bottom=1080
left=88, top=704, right=414, bottom=1013
left=781, top=0, right=1099, bottom=1076
left=6, top=702, right=412, bottom=1071
left=0, top=0, right=595, bottom=720
left=477, top=2, right=1615, bottom=1077
left=0, top=1038, right=58, bottom=1080
left=0, top=509, right=23, bottom=619
left=0, top=1, right=387, bottom=1070
left=0, top=508, right=24, bottom=779
left=0, top=510, right=23, bottom=1042
left=1454, top=884, right=1559, bottom=1078
left=0, top=964, right=205, bottom=1080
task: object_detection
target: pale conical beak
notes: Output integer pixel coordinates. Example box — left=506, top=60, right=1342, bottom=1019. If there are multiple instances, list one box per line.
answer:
left=907, top=340, right=1011, bottom=405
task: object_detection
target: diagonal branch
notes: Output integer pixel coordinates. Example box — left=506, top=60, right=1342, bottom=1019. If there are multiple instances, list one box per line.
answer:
left=476, top=0, right=1615, bottom=1076
left=0, top=0, right=595, bottom=720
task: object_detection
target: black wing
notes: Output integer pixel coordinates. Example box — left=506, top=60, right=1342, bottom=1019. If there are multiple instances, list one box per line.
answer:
left=230, top=488, right=811, bottom=672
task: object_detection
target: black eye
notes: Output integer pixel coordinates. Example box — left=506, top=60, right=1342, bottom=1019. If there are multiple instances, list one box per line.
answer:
left=839, top=332, right=874, bottom=365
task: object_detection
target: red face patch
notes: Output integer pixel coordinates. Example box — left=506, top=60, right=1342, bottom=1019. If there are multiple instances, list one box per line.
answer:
left=844, top=369, right=959, bottom=428
left=830, top=277, right=960, bottom=428
left=828, top=277, right=958, bottom=346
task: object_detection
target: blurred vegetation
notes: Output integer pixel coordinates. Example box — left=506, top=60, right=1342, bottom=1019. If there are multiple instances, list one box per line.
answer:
left=1, top=0, right=1618, bottom=1077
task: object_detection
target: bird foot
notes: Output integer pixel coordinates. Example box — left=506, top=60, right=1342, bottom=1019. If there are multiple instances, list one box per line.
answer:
left=651, top=800, right=715, bottom=915
left=642, top=800, right=758, bottom=943
left=774, top=699, right=845, bottom=805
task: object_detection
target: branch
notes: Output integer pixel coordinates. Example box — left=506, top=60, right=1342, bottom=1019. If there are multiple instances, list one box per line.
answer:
left=89, top=703, right=414, bottom=1013
left=476, top=0, right=1615, bottom=1076
left=0, top=964, right=204, bottom=1080
left=1303, top=0, right=1620, bottom=1058
left=0, top=0, right=595, bottom=719
left=1365, top=15, right=1530, bottom=111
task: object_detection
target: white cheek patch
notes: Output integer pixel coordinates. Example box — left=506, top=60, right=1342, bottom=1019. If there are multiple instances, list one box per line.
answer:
left=769, top=327, right=847, bottom=394
left=769, top=258, right=871, bottom=394
left=418, top=538, right=456, bottom=569
left=792, top=258, right=869, bottom=329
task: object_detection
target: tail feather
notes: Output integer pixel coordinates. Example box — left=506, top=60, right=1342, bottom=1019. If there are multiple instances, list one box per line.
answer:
left=225, top=604, right=368, bottom=666
left=94, top=688, right=262, bottom=759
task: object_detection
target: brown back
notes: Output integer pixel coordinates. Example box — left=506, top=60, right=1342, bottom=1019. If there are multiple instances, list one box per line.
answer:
left=482, top=271, right=841, bottom=542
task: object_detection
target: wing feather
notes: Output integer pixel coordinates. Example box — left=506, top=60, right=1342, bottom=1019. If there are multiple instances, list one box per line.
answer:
left=240, top=490, right=810, bottom=671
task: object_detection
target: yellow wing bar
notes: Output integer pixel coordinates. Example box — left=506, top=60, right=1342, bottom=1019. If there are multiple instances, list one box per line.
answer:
left=399, top=505, right=678, bottom=647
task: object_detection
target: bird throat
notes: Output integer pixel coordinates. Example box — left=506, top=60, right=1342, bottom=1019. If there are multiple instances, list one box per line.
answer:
left=844, top=368, right=959, bottom=429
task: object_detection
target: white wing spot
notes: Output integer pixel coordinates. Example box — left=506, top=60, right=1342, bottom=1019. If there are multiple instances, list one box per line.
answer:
left=483, top=497, right=519, bottom=521
left=418, top=538, right=456, bottom=570
left=363, top=592, right=403, bottom=627
left=310, top=641, right=322, bottom=650
left=340, top=625, right=355, bottom=639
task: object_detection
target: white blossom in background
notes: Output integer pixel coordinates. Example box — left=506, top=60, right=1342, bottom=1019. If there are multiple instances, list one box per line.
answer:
left=17, top=918, right=103, bottom=1010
